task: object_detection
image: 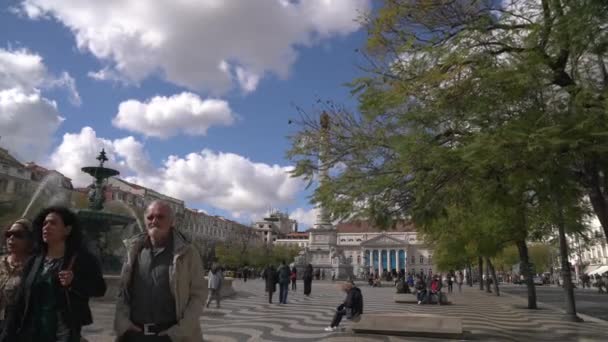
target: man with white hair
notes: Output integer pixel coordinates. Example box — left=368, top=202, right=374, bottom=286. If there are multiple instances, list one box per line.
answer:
left=324, top=280, right=363, bottom=332
left=114, top=200, right=205, bottom=342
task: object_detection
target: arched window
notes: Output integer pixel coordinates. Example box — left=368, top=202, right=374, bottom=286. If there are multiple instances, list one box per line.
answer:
left=420, top=255, right=424, bottom=264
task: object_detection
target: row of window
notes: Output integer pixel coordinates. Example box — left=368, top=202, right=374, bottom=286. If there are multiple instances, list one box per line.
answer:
left=586, top=244, right=608, bottom=260
left=363, top=252, right=432, bottom=265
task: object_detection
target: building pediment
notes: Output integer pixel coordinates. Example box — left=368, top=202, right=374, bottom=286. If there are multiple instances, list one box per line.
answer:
left=360, top=234, right=405, bottom=247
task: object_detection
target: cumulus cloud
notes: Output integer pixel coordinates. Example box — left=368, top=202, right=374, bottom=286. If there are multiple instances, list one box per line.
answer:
left=19, top=0, right=370, bottom=93
left=0, top=48, right=81, bottom=105
left=131, top=150, right=304, bottom=217
left=0, top=88, right=64, bottom=162
left=48, top=127, right=304, bottom=217
left=290, top=207, right=319, bottom=230
left=112, top=92, right=235, bottom=138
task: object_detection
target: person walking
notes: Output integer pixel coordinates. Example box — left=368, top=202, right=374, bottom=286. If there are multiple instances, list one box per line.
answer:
left=264, top=265, right=278, bottom=303
left=0, top=218, right=34, bottom=330
left=114, top=200, right=205, bottom=342
left=447, top=274, right=454, bottom=294
left=303, top=264, right=313, bottom=296
left=290, top=266, right=297, bottom=291
left=1, top=206, right=106, bottom=342
left=277, top=261, right=290, bottom=304
left=206, top=263, right=223, bottom=309
left=457, top=271, right=464, bottom=293
left=324, top=281, right=363, bottom=332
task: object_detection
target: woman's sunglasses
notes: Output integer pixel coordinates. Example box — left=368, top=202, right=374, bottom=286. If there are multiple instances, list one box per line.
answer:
left=4, top=230, right=26, bottom=239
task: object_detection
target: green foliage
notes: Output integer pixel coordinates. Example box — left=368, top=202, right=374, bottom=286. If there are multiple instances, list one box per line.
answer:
left=287, top=1, right=608, bottom=286
left=215, top=243, right=300, bottom=270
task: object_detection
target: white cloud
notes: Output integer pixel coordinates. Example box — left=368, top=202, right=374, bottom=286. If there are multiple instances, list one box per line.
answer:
left=235, top=67, right=261, bottom=94
left=48, top=127, right=304, bottom=217
left=0, top=88, right=64, bottom=162
left=19, top=0, right=371, bottom=93
left=0, top=48, right=46, bottom=90
left=131, top=150, right=304, bottom=217
left=0, top=48, right=81, bottom=105
left=48, top=127, right=125, bottom=186
left=290, top=207, right=318, bottom=229
left=112, top=92, right=235, bottom=138
left=48, top=71, right=81, bottom=106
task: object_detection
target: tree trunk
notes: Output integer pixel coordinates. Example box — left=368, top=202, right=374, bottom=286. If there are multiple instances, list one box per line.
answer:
left=467, top=263, right=473, bottom=287
left=516, top=239, right=537, bottom=309
left=487, top=257, right=500, bottom=296
left=485, top=257, right=492, bottom=293
left=478, top=256, right=484, bottom=291
left=556, top=196, right=581, bottom=321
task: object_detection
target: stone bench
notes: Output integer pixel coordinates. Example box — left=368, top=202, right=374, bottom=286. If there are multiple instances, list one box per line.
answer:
left=394, top=292, right=451, bottom=305
left=393, top=294, right=418, bottom=303
left=352, top=313, right=463, bottom=339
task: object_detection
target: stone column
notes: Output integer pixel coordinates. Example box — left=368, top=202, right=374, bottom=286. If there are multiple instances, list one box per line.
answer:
left=396, top=250, right=400, bottom=273
left=379, top=249, right=383, bottom=275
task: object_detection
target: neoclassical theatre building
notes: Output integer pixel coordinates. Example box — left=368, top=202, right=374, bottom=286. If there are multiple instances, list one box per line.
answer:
left=274, top=219, right=436, bottom=278
left=335, top=221, right=435, bottom=277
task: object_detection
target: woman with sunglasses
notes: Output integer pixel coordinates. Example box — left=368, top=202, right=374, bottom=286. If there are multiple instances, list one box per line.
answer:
left=0, top=218, right=34, bottom=330
left=0, top=206, right=106, bottom=342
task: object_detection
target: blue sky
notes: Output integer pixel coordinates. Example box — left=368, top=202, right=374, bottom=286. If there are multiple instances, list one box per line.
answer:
left=0, top=1, right=372, bottom=228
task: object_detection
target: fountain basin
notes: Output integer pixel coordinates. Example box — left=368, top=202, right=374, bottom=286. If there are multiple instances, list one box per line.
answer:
left=81, top=166, right=119, bottom=179
left=76, top=209, right=135, bottom=233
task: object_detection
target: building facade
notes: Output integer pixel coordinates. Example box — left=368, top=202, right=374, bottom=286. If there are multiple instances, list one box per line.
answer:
left=0, top=147, right=32, bottom=208
left=291, top=219, right=434, bottom=280
left=334, top=221, right=434, bottom=278
left=253, top=211, right=298, bottom=244
left=571, top=218, right=608, bottom=278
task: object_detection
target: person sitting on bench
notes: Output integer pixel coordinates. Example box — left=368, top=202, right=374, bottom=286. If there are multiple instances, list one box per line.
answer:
left=324, top=280, right=363, bottom=332
left=415, top=276, right=426, bottom=304
left=428, top=275, right=443, bottom=305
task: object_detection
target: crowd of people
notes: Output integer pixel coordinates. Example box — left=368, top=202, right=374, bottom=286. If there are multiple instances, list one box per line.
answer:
left=0, top=200, right=206, bottom=342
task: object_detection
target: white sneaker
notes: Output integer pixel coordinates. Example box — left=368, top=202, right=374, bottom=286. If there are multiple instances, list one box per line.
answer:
left=417, top=301, right=421, bottom=304
left=324, top=326, right=336, bottom=332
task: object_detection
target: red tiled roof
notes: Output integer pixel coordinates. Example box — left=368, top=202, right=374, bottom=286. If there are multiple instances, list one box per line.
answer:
left=336, top=220, right=415, bottom=233
left=286, top=232, right=309, bottom=237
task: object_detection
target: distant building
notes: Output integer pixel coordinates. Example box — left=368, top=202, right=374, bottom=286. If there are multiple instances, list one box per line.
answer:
left=0, top=147, right=32, bottom=206
left=571, top=218, right=608, bottom=278
left=334, top=220, right=434, bottom=278
left=105, top=177, right=184, bottom=221
left=275, top=231, right=310, bottom=249
left=24, top=162, right=73, bottom=190
left=253, top=211, right=298, bottom=244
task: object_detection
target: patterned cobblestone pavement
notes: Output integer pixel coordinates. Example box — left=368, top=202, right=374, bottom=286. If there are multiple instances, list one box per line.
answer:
left=83, top=279, right=608, bottom=341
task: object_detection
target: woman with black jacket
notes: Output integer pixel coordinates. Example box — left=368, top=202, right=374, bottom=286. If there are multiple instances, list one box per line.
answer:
left=0, top=206, right=107, bottom=342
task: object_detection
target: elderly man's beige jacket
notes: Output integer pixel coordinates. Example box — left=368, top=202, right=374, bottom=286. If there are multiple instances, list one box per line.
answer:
left=114, top=229, right=205, bottom=342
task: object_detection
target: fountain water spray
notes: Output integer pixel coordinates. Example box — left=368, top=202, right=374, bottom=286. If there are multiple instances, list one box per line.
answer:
left=22, top=172, right=63, bottom=219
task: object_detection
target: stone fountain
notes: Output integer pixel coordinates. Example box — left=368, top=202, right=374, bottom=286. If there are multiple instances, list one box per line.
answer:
left=76, top=149, right=135, bottom=272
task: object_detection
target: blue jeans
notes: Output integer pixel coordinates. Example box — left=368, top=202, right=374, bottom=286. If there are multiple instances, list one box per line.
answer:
left=279, top=282, right=289, bottom=304
left=416, top=290, right=426, bottom=302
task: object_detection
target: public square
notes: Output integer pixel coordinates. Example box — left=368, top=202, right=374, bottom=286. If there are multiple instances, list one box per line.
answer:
left=83, top=279, right=608, bottom=342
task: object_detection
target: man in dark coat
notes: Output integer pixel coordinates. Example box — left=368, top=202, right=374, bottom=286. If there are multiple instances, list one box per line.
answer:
left=277, top=261, right=291, bottom=304
left=303, top=264, right=313, bottom=296
left=263, top=265, right=278, bottom=303
left=324, top=280, right=363, bottom=332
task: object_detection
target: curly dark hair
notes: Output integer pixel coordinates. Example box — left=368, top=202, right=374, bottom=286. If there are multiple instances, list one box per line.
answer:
left=32, top=206, right=84, bottom=260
